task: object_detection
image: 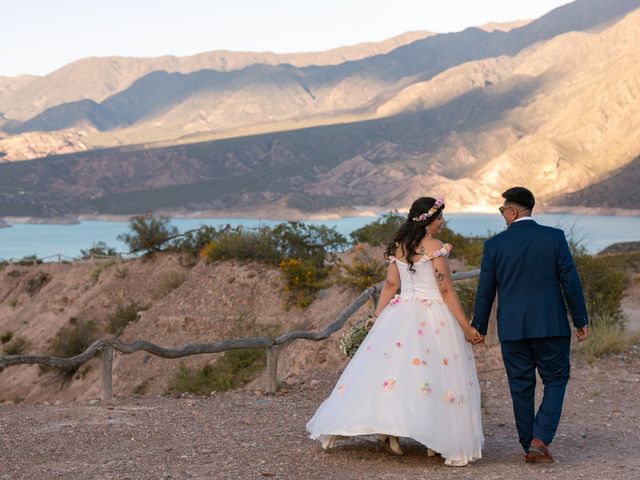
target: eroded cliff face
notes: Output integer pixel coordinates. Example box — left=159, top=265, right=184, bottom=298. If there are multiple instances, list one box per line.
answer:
left=0, top=128, right=92, bottom=161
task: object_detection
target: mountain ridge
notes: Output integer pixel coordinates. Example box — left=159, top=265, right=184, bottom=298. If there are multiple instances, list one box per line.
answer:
left=1, top=0, right=639, bottom=217
left=3, top=0, right=639, bottom=150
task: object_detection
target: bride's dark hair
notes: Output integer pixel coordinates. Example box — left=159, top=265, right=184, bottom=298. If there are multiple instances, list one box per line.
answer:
left=384, top=197, right=445, bottom=272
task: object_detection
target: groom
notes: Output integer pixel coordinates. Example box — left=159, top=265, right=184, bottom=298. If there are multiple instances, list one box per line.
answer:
left=471, top=187, right=589, bottom=463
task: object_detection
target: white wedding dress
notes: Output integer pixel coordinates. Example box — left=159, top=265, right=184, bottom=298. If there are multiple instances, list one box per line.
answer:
left=307, top=244, right=484, bottom=464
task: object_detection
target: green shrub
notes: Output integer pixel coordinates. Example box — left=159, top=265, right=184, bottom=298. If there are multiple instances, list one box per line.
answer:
left=574, top=253, right=626, bottom=320
left=3, top=336, right=29, bottom=355
left=200, top=226, right=280, bottom=264
left=46, top=318, right=99, bottom=380
left=575, top=313, right=639, bottom=364
left=107, top=303, right=150, bottom=337
left=25, top=272, right=50, bottom=296
left=118, top=213, right=179, bottom=254
left=132, top=380, right=149, bottom=395
left=350, top=213, right=404, bottom=246
left=91, top=260, right=116, bottom=281
left=201, top=222, right=347, bottom=309
left=454, top=278, right=479, bottom=320
left=153, top=271, right=186, bottom=299
left=271, top=222, right=347, bottom=267
left=279, top=258, right=329, bottom=309
left=438, top=226, right=486, bottom=266
left=80, top=241, right=119, bottom=260
left=165, top=312, right=279, bottom=395
left=171, top=225, right=220, bottom=255
left=16, top=254, right=42, bottom=266
left=1, top=330, right=13, bottom=344
left=339, top=245, right=386, bottom=292
left=200, top=222, right=347, bottom=267
left=168, top=349, right=266, bottom=395
left=8, top=298, right=18, bottom=308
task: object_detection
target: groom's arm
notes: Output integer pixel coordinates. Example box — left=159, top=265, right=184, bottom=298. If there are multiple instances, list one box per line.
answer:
left=556, top=231, right=589, bottom=328
left=472, top=240, right=497, bottom=336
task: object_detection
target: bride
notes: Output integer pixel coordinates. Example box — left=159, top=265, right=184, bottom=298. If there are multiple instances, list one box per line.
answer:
left=306, top=197, right=484, bottom=466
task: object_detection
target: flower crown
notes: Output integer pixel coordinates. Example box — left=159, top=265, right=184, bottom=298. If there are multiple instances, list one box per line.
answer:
left=412, top=197, right=445, bottom=222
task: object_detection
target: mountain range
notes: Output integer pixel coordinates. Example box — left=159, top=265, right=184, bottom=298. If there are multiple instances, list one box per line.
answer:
left=1, top=0, right=639, bottom=218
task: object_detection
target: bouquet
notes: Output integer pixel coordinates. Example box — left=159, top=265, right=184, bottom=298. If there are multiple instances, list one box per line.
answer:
left=339, top=315, right=374, bottom=357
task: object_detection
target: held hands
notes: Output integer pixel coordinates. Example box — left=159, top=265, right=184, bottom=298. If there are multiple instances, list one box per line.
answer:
left=576, top=325, right=589, bottom=342
left=464, top=326, right=484, bottom=345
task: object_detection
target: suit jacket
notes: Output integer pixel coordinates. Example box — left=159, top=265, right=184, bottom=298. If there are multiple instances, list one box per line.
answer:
left=472, top=219, right=588, bottom=341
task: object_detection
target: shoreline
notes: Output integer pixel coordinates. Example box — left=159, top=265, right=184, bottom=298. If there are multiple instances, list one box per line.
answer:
left=1, top=205, right=639, bottom=226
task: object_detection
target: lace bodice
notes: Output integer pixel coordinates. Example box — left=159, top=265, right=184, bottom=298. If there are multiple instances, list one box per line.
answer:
left=389, top=243, right=452, bottom=301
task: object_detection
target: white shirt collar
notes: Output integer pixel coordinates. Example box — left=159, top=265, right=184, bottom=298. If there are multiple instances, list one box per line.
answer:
left=514, top=216, right=534, bottom=223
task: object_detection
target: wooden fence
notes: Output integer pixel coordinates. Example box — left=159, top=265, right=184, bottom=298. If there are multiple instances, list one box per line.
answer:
left=0, top=270, right=494, bottom=400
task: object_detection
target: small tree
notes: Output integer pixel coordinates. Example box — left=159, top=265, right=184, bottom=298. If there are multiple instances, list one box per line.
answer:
left=80, top=241, right=118, bottom=259
left=271, top=222, right=348, bottom=267
left=170, top=225, right=219, bottom=255
left=350, top=212, right=404, bottom=246
left=118, top=213, right=178, bottom=254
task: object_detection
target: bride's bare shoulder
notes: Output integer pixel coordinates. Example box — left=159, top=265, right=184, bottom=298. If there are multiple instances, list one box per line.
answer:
left=422, top=237, right=444, bottom=250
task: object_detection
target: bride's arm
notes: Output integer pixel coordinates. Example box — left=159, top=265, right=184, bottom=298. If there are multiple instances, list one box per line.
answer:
left=371, top=261, right=401, bottom=321
left=431, top=255, right=481, bottom=342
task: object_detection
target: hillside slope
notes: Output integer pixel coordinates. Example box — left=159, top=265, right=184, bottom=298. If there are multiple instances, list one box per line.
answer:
left=0, top=254, right=362, bottom=403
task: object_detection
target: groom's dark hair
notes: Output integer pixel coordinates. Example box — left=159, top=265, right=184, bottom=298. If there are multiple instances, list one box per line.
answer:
left=502, top=187, right=535, bottom=211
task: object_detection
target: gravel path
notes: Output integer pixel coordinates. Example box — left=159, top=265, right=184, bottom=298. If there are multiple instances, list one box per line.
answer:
left=1, top=345, right=639, bottom=480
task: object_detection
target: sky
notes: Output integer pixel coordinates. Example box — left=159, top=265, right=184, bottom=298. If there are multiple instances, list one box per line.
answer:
left=2, top=0, right=572, bottom=77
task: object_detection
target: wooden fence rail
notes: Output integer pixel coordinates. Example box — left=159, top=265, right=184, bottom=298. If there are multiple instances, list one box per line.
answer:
left=0, top=270, right=487, bottom=400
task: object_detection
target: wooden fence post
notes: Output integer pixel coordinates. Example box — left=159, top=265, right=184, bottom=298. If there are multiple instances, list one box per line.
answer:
left=101, top=344, right=113, bottom=401
left=368, top=288, right=380, bottom=315
left=265, top=346, right=279, bottom=395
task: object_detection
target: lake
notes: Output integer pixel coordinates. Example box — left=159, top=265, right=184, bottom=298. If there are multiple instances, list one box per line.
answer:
left=1, top=213, right=639, bottom=260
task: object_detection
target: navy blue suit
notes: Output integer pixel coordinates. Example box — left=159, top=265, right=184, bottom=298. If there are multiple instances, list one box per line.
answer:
left=472, top=219, right=588, bottom=451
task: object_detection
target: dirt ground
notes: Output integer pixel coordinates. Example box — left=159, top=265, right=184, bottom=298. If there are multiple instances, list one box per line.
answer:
left=2, top=254, right=640, bottom=479
left=1, top=343, right=639, bottom=480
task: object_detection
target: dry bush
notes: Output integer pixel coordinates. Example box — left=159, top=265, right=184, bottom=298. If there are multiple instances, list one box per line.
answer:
left=153, top=271, right=186, bottom=299
left=44, top=318, right=99, bottom=381
left=339, top=244, right=386, bottom=292
left=575, top=313, right=639, bottom=364
left=3, top=336, right=30, bottom=355
left=107, top=303, right=150, bottom=337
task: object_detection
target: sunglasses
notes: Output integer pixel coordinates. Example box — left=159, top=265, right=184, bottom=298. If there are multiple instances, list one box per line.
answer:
left=498, top=206, right=520, bottom=215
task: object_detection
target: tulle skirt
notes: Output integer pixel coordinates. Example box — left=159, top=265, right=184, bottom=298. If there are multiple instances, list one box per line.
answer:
left=306, top=297, right=484, bottom=463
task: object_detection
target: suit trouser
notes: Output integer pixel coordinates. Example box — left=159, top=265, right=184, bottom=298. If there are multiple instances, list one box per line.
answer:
left=500, top=336, right=571, bottom=451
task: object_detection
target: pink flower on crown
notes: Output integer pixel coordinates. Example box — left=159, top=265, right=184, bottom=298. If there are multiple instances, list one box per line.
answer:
left=411, top=198, right=445, bottom=222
